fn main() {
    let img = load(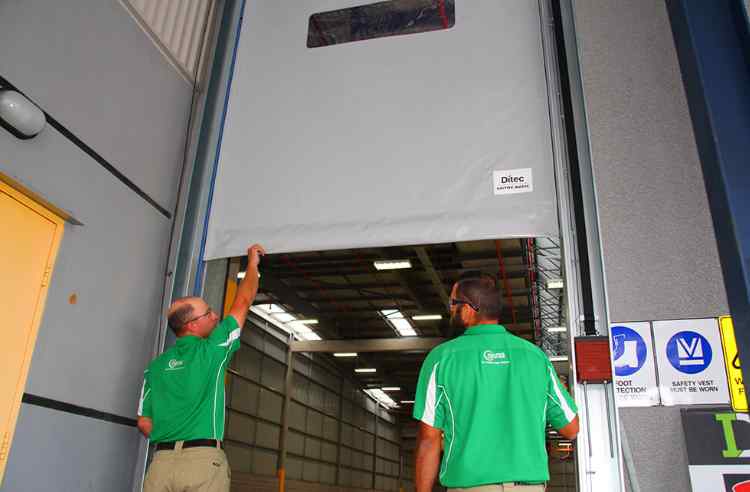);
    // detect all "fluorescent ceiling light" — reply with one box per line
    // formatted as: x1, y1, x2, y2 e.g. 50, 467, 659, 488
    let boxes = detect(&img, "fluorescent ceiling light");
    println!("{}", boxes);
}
400, 400, 414, 404
381, 387, 400, 391
294, 319, 319, 325
334, 353, 358, 357
355, 368, 377, 373
364, 388, 398, 408
412, 314, 442, 321
373, 259, 412, 271
546, 279, 564, 290
549, 355, 569, 362
546, 326, 567, 333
